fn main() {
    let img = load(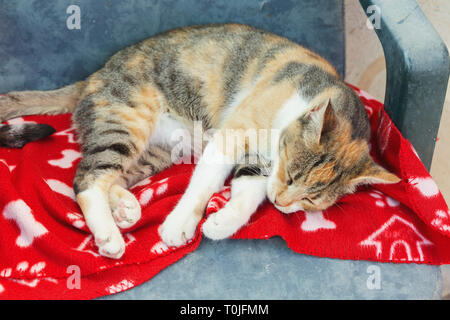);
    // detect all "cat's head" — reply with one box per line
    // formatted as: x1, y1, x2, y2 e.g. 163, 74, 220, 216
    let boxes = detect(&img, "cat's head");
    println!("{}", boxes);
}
267, 99, 400, 213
